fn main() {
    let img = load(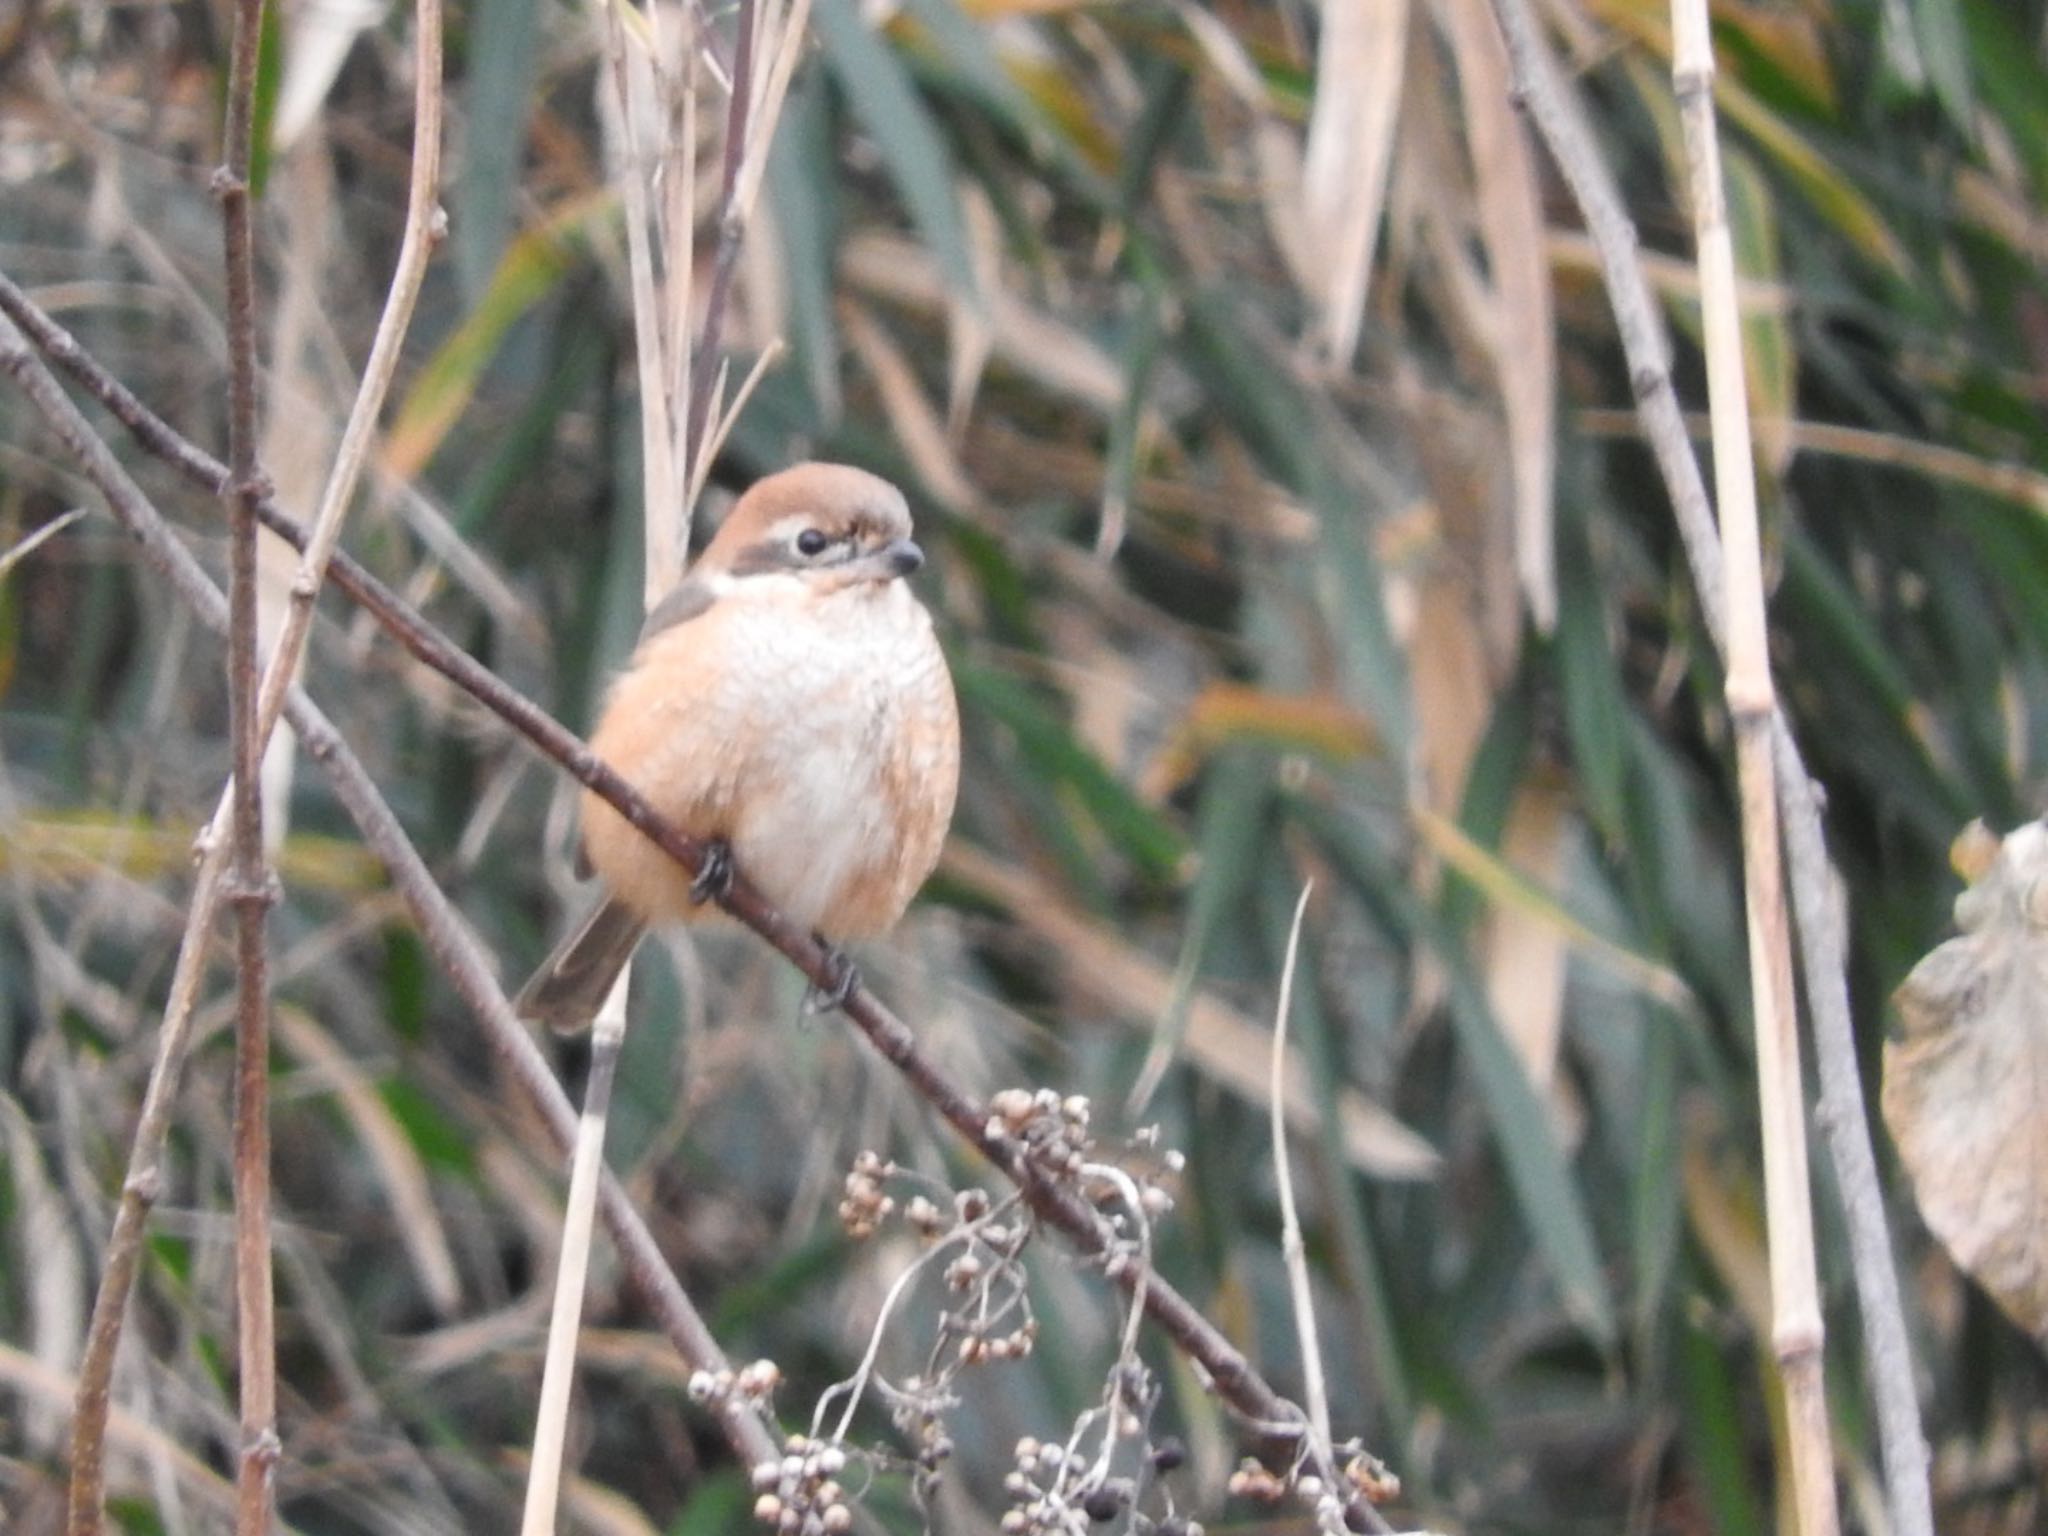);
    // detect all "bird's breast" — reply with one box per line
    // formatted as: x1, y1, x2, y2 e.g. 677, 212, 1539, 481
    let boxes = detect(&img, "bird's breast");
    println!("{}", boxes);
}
587, 580, 958, 937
